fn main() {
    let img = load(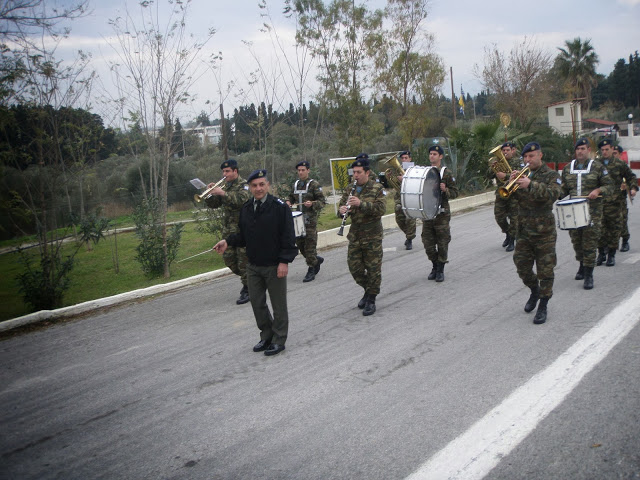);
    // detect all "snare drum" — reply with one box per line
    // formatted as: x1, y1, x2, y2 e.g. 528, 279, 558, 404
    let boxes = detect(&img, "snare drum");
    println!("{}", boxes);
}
400, 166, 441, 220
292, 211, 306, 237
556, 198, 591, 230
